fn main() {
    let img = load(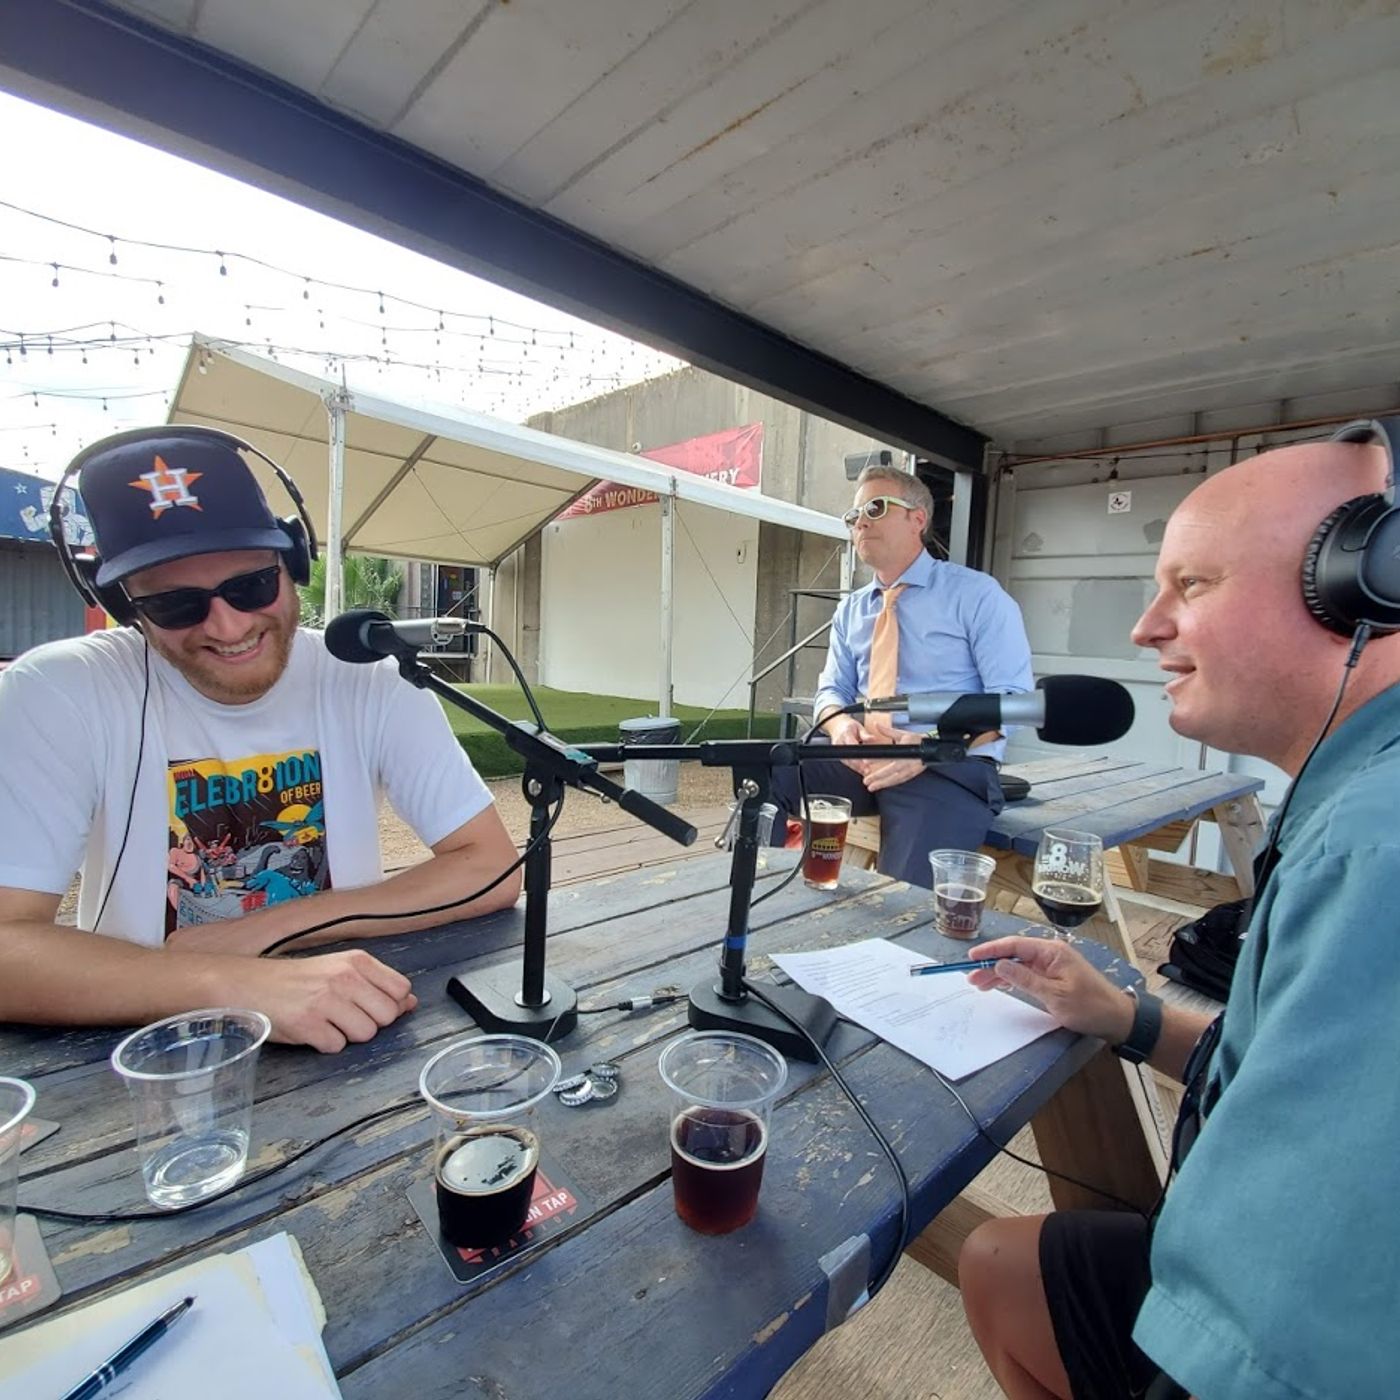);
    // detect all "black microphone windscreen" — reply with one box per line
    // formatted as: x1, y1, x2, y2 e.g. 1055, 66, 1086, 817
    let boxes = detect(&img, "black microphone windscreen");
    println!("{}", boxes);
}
324, 608, 388, 665
1035, 675, 1135, 745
